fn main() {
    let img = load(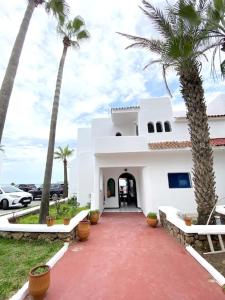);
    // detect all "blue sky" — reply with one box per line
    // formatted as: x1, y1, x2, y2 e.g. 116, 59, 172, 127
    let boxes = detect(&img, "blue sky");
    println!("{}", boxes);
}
0, 0, 224, 184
